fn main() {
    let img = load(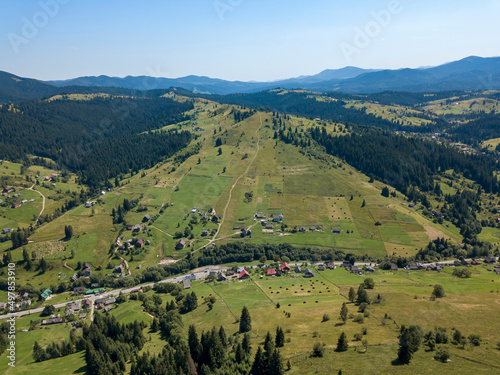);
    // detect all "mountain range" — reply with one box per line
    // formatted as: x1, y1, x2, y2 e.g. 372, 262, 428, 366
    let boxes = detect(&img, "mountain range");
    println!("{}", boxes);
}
1, 56, 499, 102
